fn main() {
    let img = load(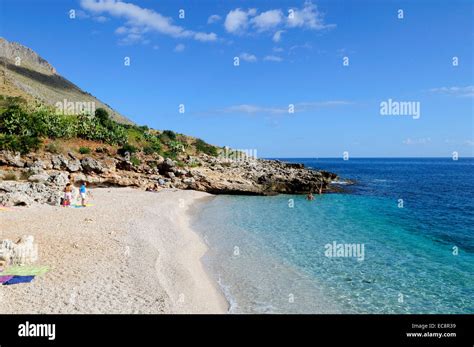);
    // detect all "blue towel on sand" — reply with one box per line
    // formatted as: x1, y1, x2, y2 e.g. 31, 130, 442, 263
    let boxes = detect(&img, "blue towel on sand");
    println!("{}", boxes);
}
3, 275, 35, 285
